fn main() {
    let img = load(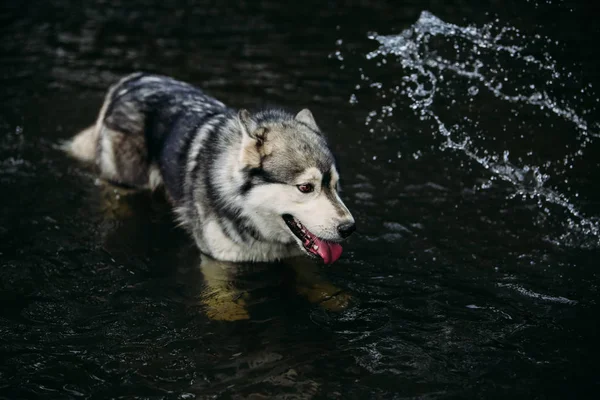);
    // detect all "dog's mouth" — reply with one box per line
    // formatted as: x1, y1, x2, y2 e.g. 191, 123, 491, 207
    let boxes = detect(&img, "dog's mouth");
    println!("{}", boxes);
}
282, 214, 343, 264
